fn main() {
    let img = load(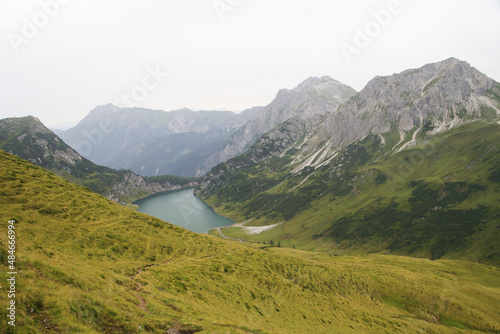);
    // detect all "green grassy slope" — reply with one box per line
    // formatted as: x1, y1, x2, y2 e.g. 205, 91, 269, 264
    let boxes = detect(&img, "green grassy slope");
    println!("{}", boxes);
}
199, 122, 500, 265
1, 150, 500, 333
